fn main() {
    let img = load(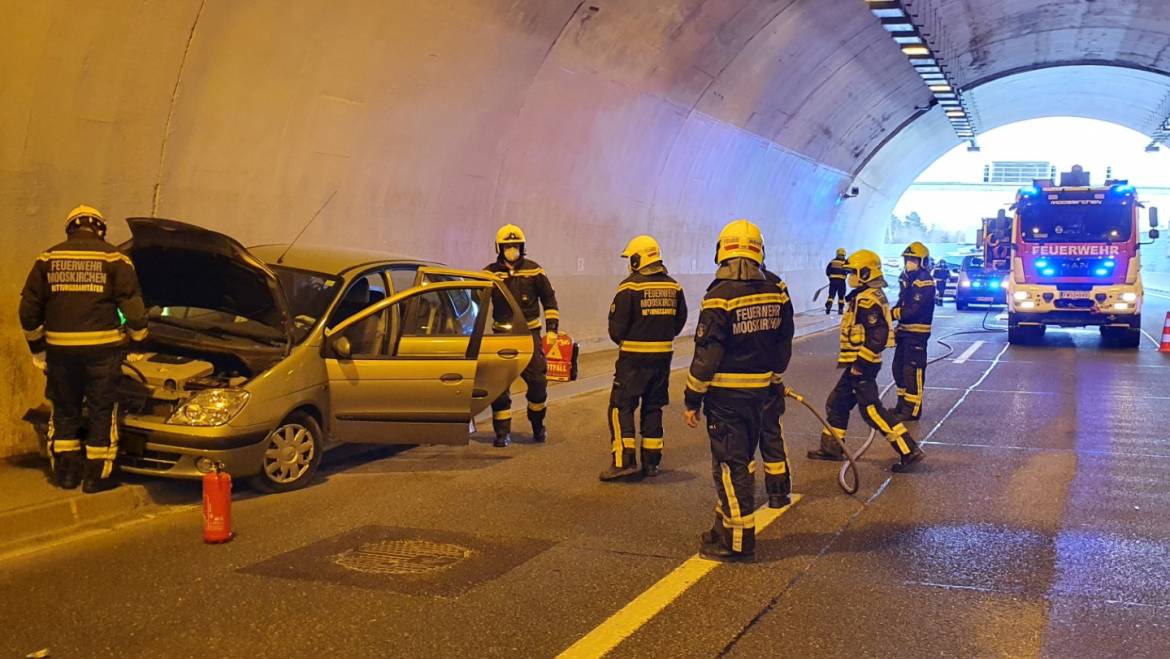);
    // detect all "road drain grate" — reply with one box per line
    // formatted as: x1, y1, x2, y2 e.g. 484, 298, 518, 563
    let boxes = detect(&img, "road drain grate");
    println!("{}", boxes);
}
333, 540, 472, 575
240, 525, 553, 596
